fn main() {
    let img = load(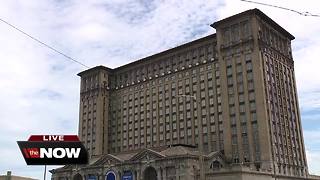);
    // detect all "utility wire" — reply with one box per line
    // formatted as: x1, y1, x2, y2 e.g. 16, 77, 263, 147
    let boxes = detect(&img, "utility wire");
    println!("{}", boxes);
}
240, 0, 320, 17
0, 17, 90, 68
